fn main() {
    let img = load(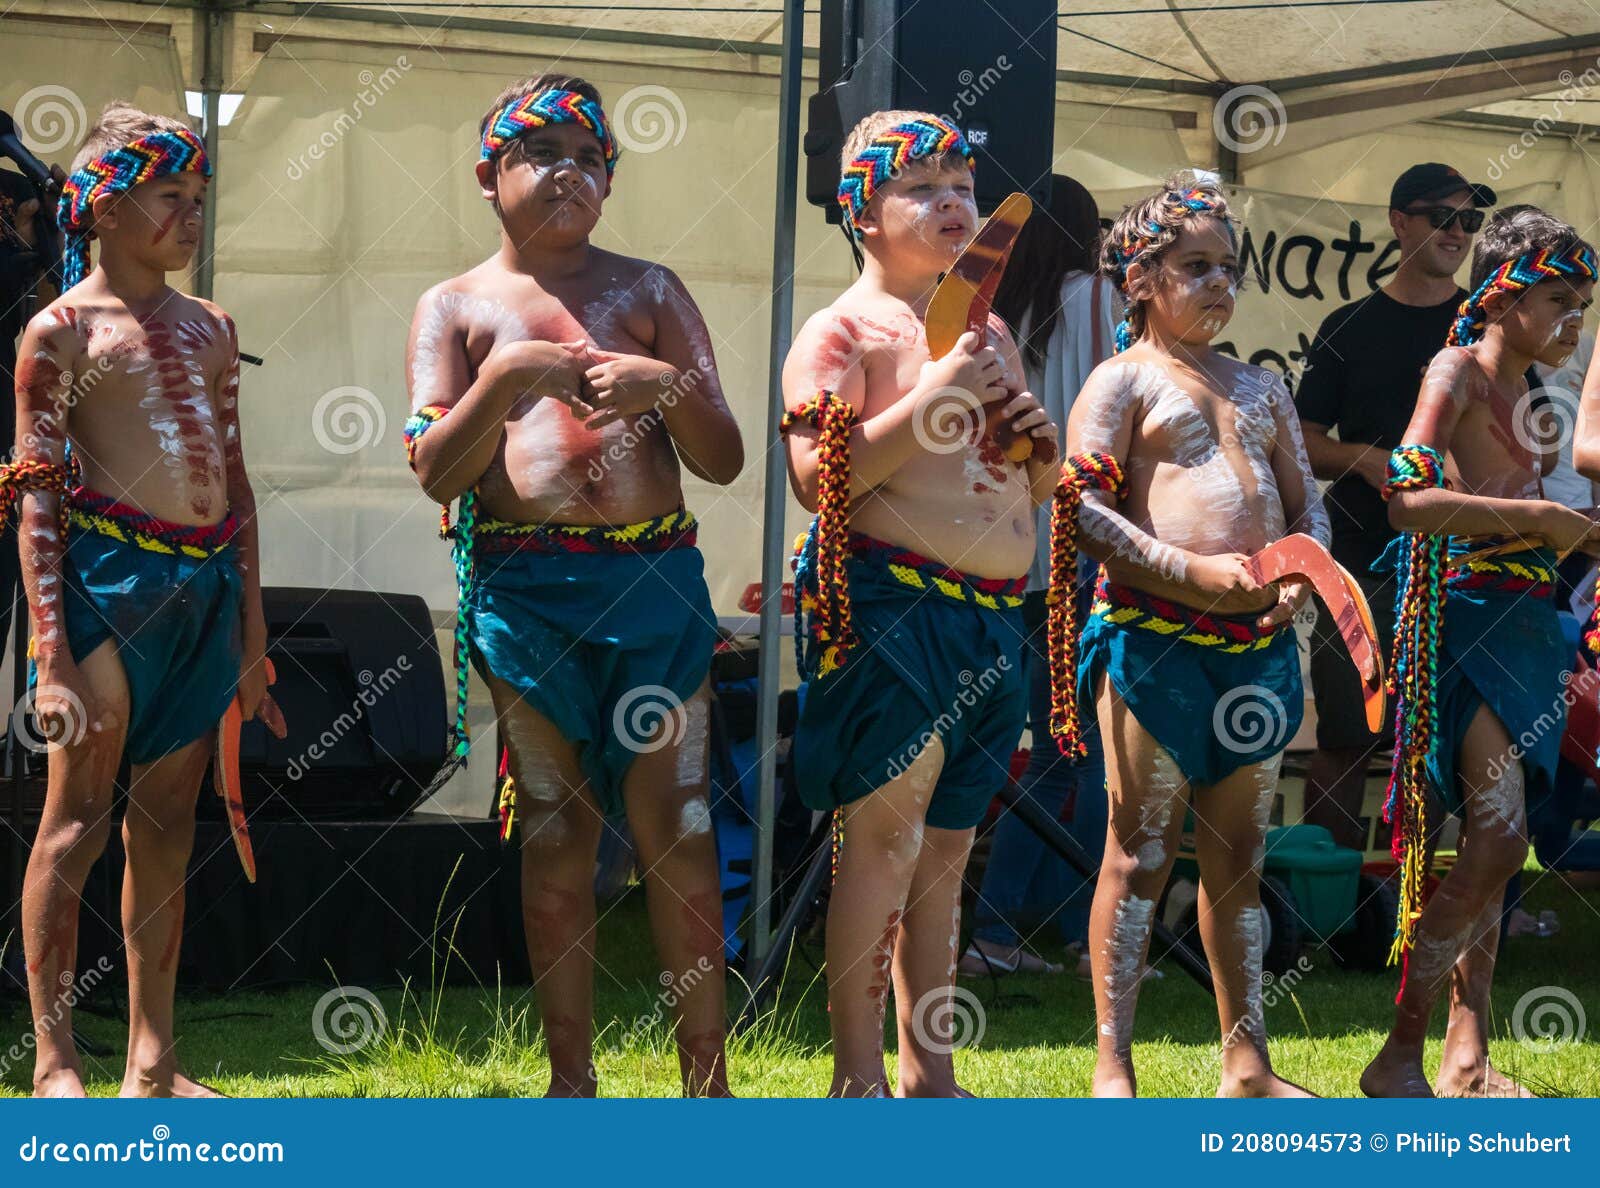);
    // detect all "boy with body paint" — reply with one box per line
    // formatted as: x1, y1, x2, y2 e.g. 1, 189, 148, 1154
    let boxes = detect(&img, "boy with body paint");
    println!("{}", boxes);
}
1363, 206, 1596, 1098
9, 102, 282, 1097
1057, 176, 1329, 1097
403, 75, 743, 1097
780, 112, 1061, 1096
